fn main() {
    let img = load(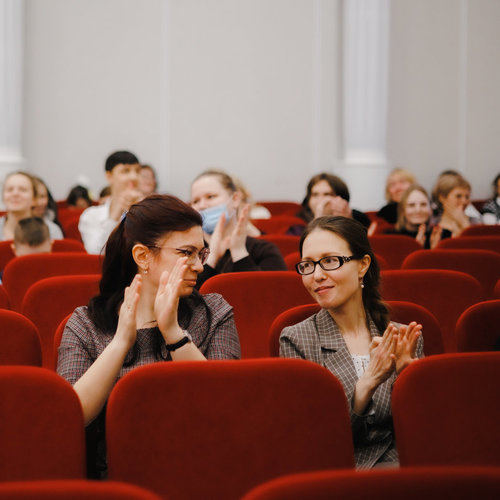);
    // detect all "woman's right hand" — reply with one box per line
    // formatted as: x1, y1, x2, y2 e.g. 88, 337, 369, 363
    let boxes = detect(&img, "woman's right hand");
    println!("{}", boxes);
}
115, 274, 142, 349
206, 212, 230, 267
